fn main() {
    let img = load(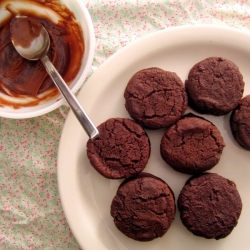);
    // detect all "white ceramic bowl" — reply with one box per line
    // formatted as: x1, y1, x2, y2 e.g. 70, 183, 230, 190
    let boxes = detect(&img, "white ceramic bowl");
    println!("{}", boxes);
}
0, 0, 95, 119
